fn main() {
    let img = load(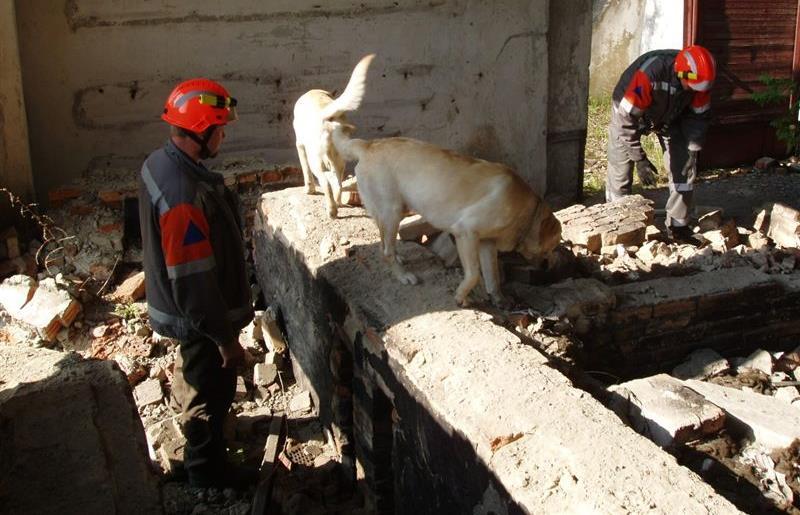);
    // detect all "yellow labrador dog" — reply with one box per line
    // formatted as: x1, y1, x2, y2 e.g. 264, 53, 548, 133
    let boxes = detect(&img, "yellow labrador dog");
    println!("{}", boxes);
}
293, 54, 375, 218
327, 121, 562, 307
